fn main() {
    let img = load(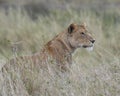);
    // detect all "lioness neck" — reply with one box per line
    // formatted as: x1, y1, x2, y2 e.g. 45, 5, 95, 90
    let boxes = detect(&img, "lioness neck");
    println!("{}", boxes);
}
56, 30, 76, 53
45, 30, 75, 60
